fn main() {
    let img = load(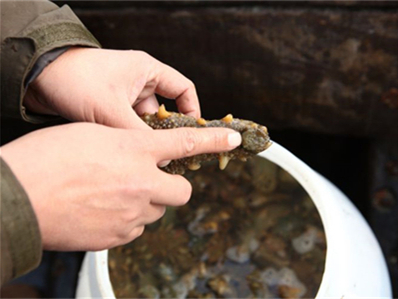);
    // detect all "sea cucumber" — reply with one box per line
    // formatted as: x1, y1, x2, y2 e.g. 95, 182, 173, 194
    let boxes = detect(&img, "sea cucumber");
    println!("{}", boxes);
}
142, 105, 272, 174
